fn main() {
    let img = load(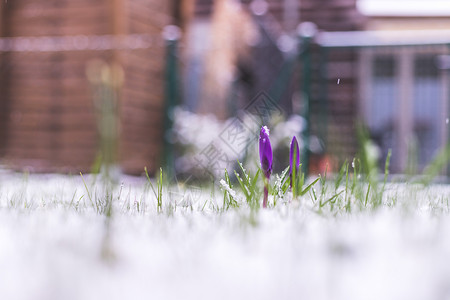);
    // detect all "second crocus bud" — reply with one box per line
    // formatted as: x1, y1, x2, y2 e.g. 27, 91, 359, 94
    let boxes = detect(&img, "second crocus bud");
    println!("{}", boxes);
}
259, 126, 273, 179
289, 136, 300, 186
